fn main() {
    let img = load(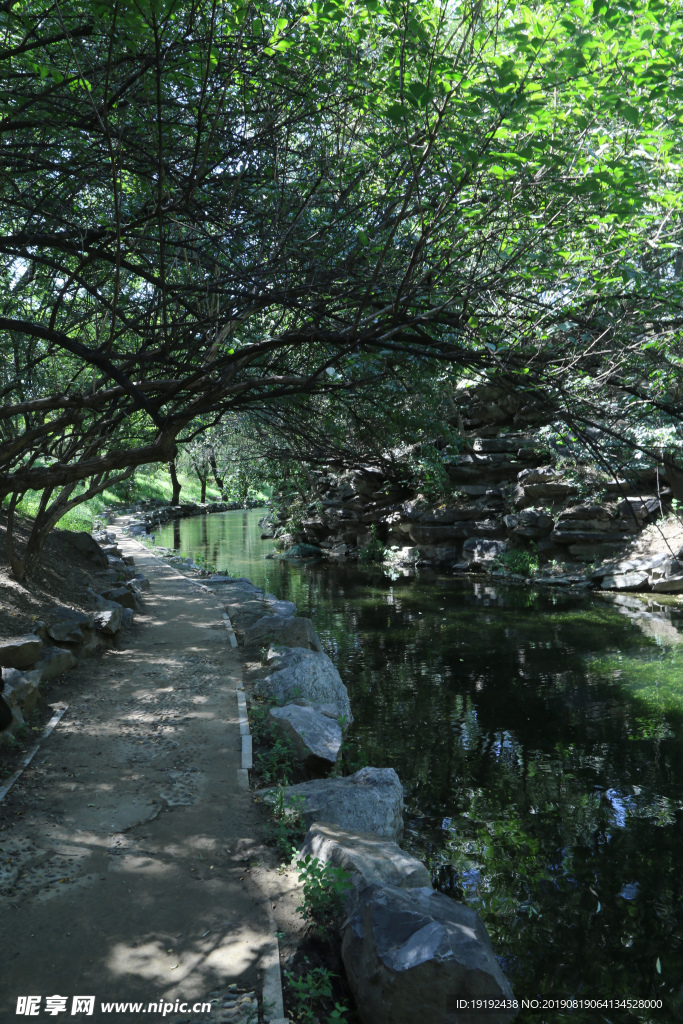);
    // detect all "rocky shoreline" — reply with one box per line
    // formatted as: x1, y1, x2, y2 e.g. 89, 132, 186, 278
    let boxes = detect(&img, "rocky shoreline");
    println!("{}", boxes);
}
187, 566, 518, 1023
263, 429, 683, 595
